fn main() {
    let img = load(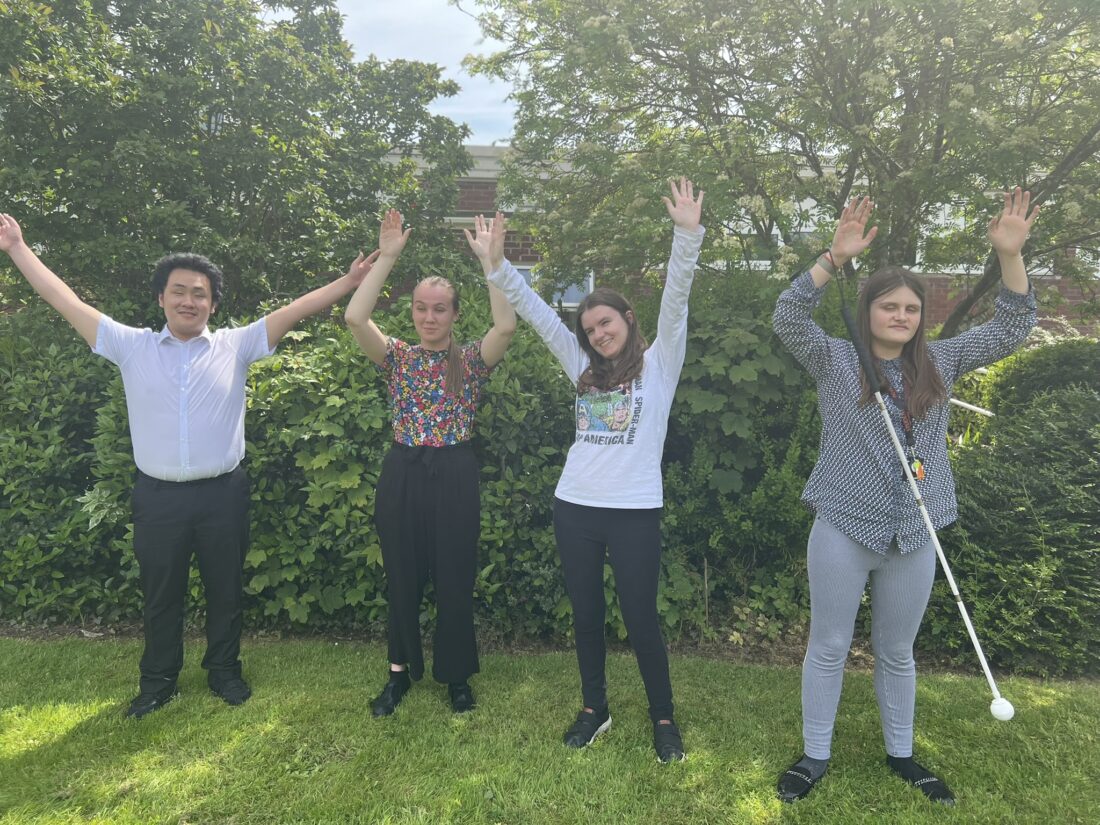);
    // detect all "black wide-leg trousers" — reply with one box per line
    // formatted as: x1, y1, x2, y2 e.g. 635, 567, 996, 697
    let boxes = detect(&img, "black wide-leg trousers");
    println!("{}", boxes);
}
374, 442, 481, 683
132, 465, 250, 696
552, 497, 674, 723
